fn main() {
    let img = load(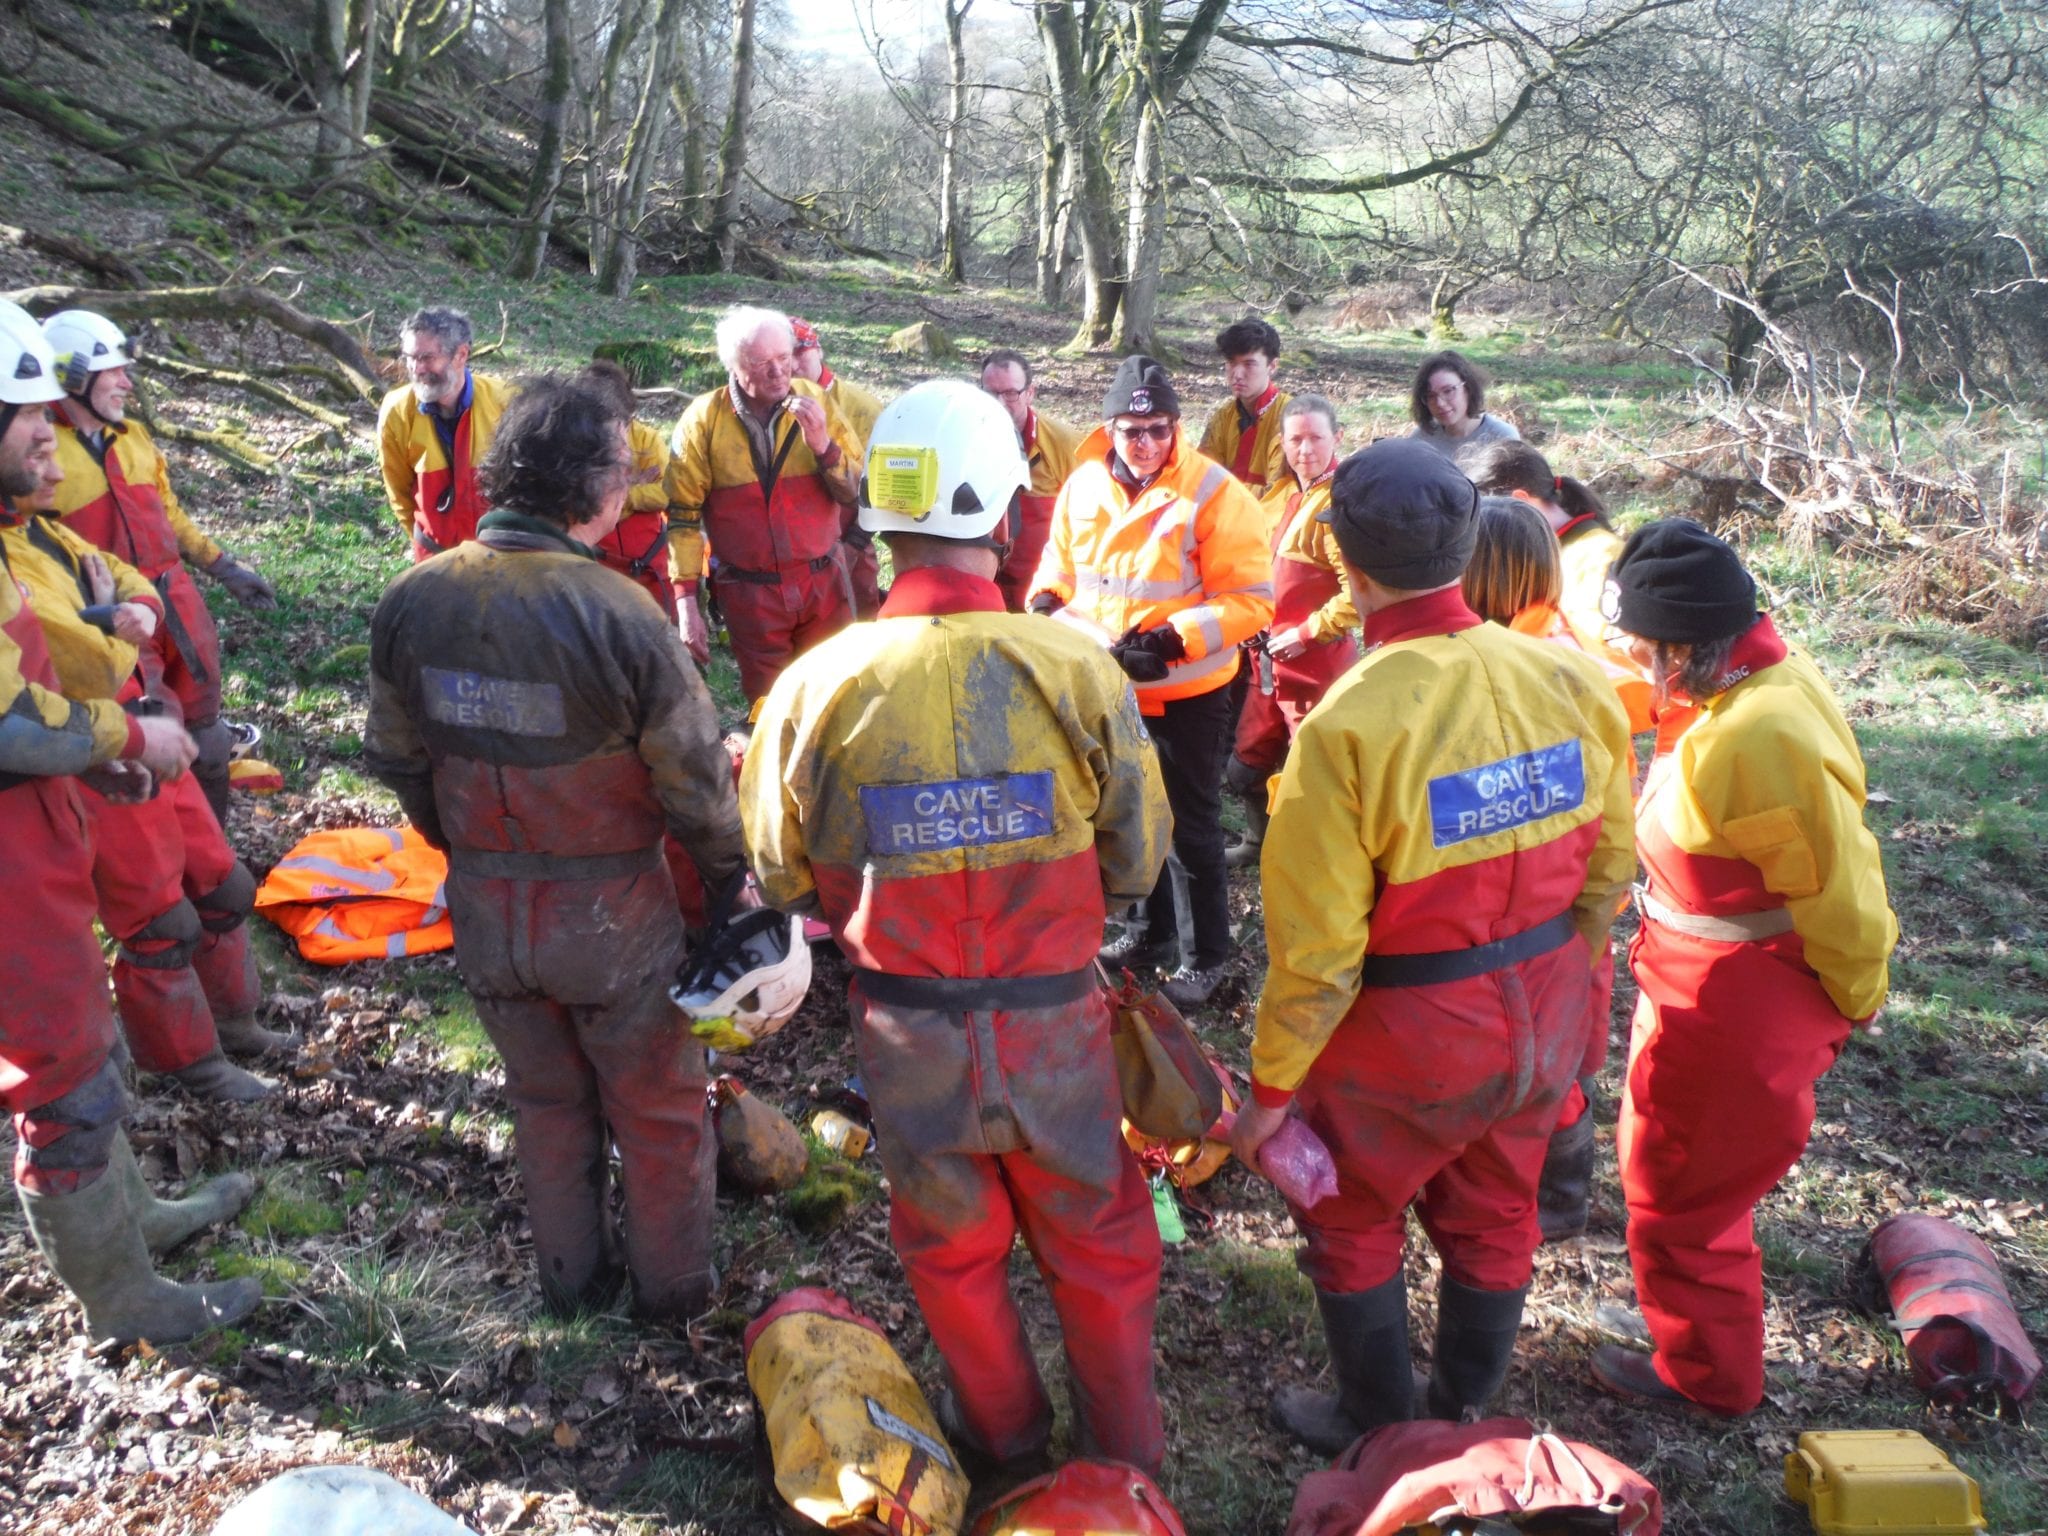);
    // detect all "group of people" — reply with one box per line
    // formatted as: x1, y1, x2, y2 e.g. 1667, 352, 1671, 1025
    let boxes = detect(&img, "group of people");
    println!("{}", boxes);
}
0, 291, 1900, 1501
